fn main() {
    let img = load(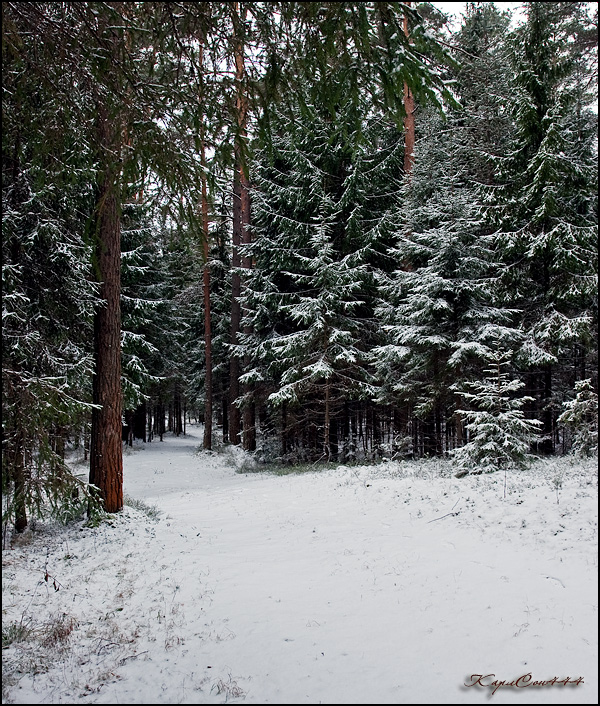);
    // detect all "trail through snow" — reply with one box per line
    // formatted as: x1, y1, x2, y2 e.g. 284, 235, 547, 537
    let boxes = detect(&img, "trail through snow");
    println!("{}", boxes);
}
2, 426, 597, 704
